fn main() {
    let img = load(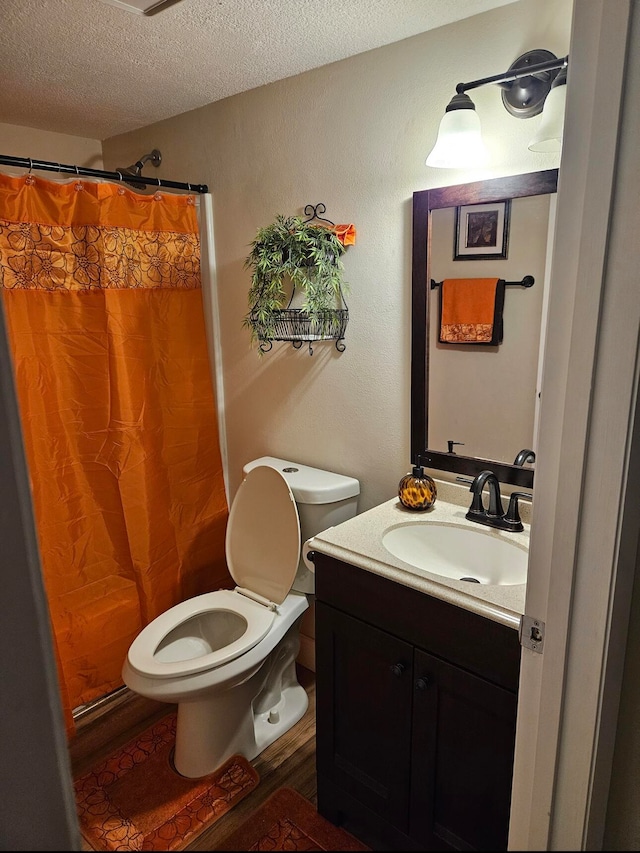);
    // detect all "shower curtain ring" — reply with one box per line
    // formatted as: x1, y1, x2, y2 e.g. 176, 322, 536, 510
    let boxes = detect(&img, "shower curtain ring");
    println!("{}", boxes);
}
75, 165, 79, 175
25, 157, 36, 184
